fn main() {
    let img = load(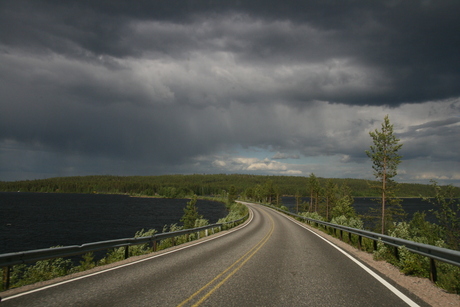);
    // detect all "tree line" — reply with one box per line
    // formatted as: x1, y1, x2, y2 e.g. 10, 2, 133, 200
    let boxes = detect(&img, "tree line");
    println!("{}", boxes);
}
1, 174, 457, 198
